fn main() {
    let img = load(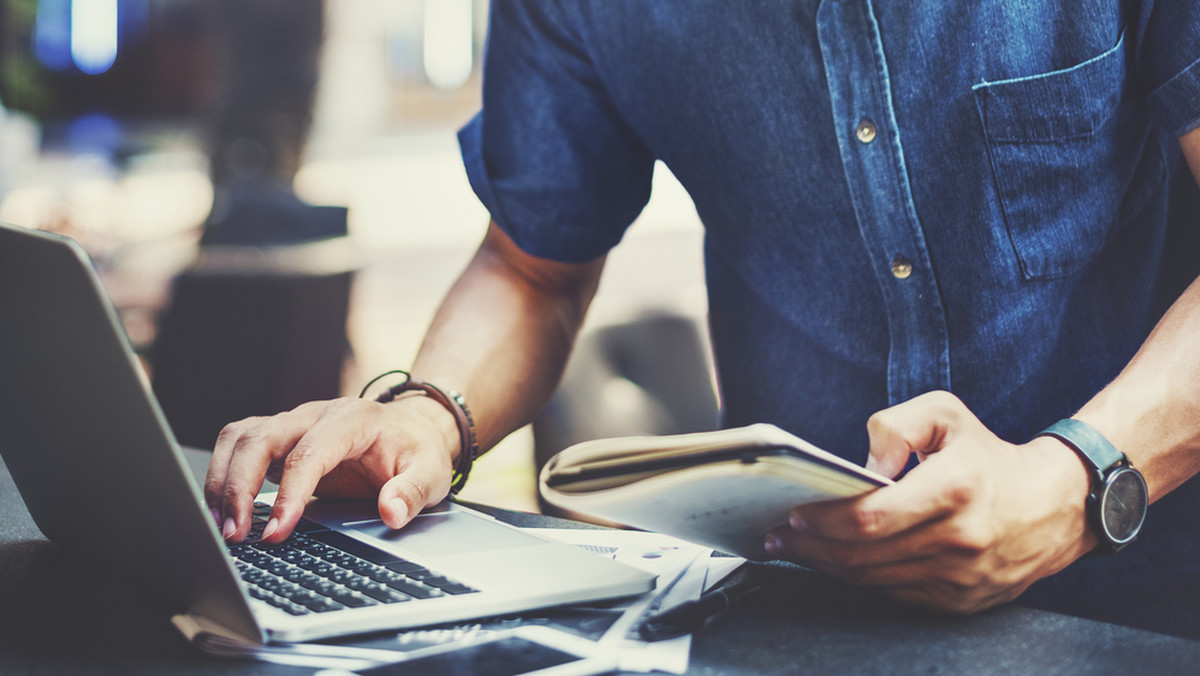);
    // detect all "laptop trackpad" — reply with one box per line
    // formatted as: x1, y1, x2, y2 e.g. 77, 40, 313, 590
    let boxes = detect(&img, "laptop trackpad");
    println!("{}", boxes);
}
349, 512, 545, 557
